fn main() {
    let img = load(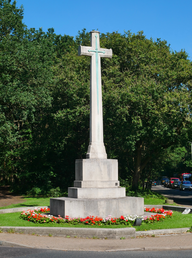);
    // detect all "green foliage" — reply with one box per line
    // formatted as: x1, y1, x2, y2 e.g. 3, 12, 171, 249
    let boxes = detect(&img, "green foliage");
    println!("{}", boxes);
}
0, 0, 25, 40
26, 187, 41, 197
101, 31, 192, 189
0, 0, 56, 192
155, 146, 189, 177
126, 188, 165, 199
25, 186, 65, 197
1, 2, 192, 193
49, 187, 61, 197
